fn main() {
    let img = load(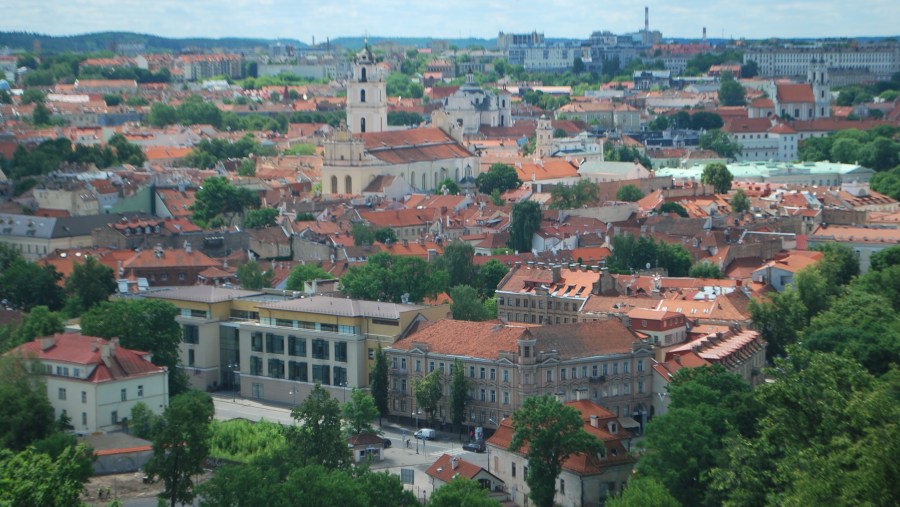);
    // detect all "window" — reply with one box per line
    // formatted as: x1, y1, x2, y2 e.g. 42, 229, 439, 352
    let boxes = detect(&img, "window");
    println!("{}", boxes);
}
312, 339, 329, 360
58, 388, 66, 400
138, 385, 144, 397
81, 391, 87, 403
335, 342, 348, 363
572, 367, 577, 379
368, 348, 374, 360
430, 361, 436, 372
188, 349, 195, 366
268, 358, 285, 379
480, 367, 485, 379
439, 362, 445, 374
250, 356, 263, 375
480, 389, 486, 401
121, 388, 127, 401
503, 369, 509, 382
182, 324, 199, 344
503, 391, 510, 405
512, 462, 517, 478
312, 364, 331, 385
111, 411, 118, 425
613, 363, 619, 375
623, 382, 631, 395
623, 362, 630, 374
251, 332, 263, 352
415, 360, 422, 372
546, 370, 553, 383
266, 333, 284, 354
289, 361, 308, 382
360, 89, 366, 103
333, 367, 347, 386
490, 390, 496, 403
638, 380, 644, 394
560, 369, 567, 381
582, 366, 587, 378
82, 412, 87, 426
490, 368, 496, 380
469, 366, 475, 378
560, 479, 565, 494
637, 359, 644, 372
289, 336, 307, 357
